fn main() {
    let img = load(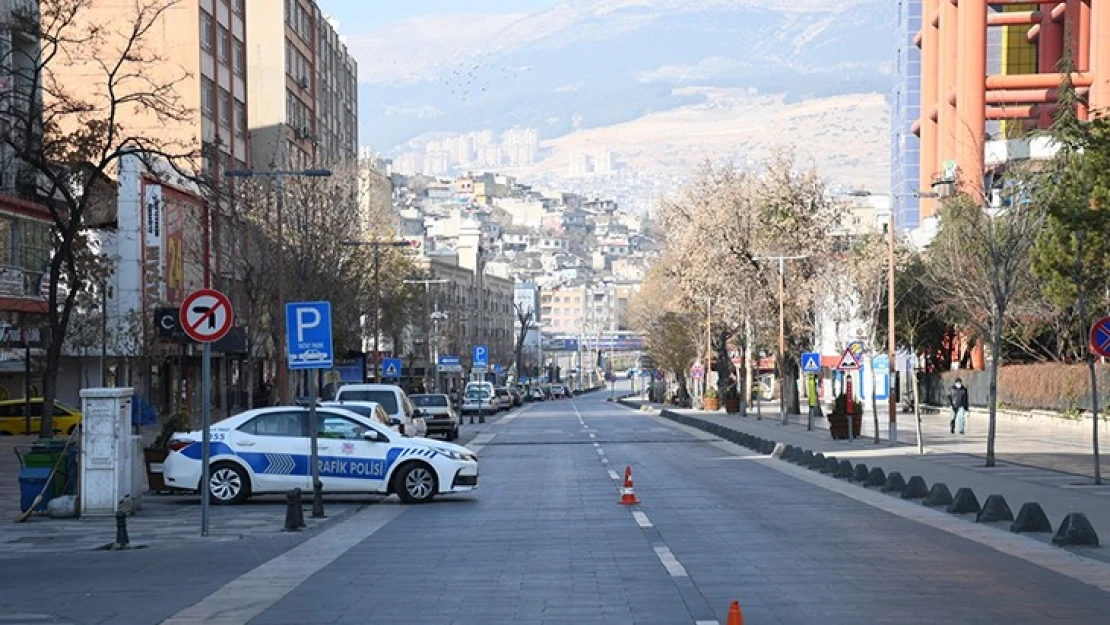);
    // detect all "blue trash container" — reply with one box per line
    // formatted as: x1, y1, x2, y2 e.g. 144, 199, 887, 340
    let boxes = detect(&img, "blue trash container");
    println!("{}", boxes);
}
19, 467, 54, 514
